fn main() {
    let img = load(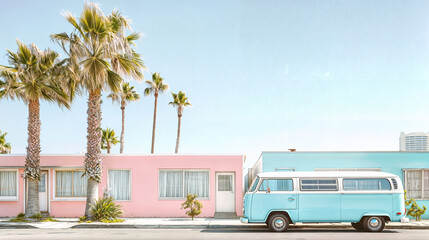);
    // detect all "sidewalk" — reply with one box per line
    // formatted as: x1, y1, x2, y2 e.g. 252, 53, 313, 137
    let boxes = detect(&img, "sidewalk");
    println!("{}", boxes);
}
1, 218, 429, 229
